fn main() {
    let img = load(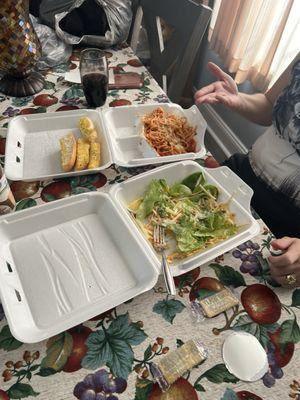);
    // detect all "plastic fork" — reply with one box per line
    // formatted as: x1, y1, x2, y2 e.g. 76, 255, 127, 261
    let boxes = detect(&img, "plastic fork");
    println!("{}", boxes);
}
153, 225, 176, 296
